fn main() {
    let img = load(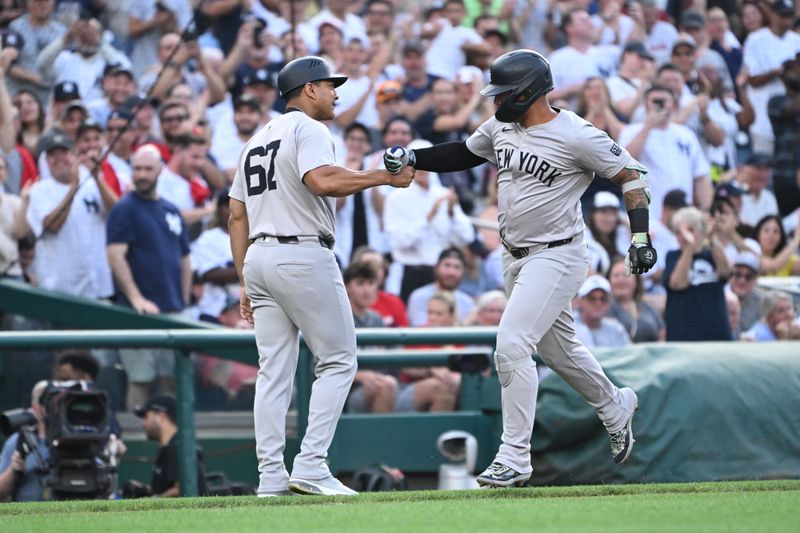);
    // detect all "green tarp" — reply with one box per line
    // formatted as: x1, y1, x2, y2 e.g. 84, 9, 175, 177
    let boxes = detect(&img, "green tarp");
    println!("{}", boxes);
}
531, 342, 800, 484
